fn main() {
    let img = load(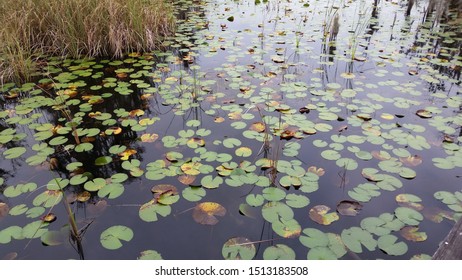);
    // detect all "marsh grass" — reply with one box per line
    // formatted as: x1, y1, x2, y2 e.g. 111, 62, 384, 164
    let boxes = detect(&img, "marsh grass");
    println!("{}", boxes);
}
0, 0, 175, 83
